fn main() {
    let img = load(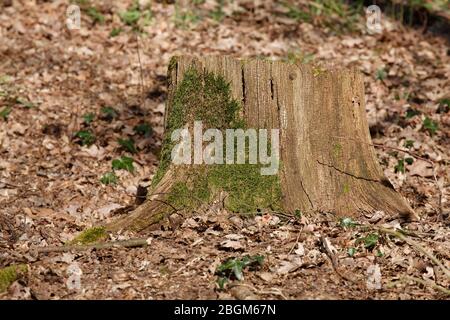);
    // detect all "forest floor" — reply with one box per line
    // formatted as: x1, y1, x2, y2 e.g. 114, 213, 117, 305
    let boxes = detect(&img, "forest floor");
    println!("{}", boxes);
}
0, 0, 449, 300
